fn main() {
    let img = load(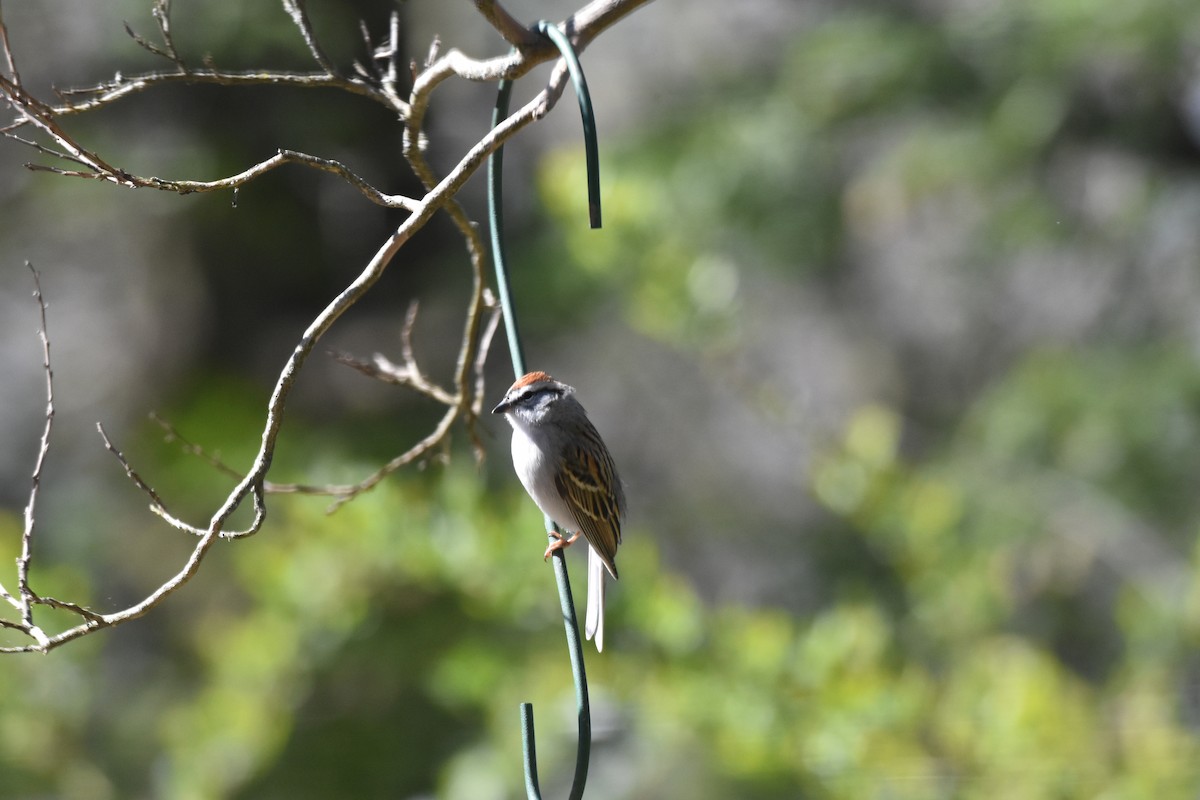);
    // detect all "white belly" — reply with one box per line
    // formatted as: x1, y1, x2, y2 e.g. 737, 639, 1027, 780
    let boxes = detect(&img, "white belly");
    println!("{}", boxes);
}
511, 428, 578, 533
